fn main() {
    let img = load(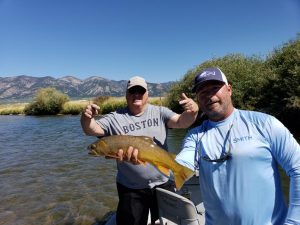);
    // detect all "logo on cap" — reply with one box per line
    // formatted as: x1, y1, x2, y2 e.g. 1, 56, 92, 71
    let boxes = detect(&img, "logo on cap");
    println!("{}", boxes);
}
199, 71, 216, 78
192, 67, 228, 92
